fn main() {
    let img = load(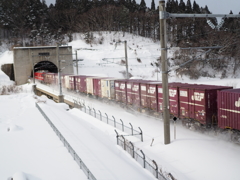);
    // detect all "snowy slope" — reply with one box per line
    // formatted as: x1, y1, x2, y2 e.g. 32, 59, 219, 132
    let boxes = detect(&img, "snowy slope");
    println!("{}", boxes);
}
1, 32, 240, 180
